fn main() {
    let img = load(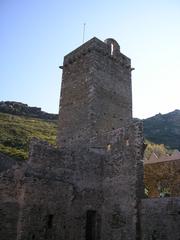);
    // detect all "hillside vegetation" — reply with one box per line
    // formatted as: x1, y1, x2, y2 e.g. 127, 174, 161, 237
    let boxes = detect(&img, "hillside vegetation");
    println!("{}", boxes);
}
0, 112, 57, 159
